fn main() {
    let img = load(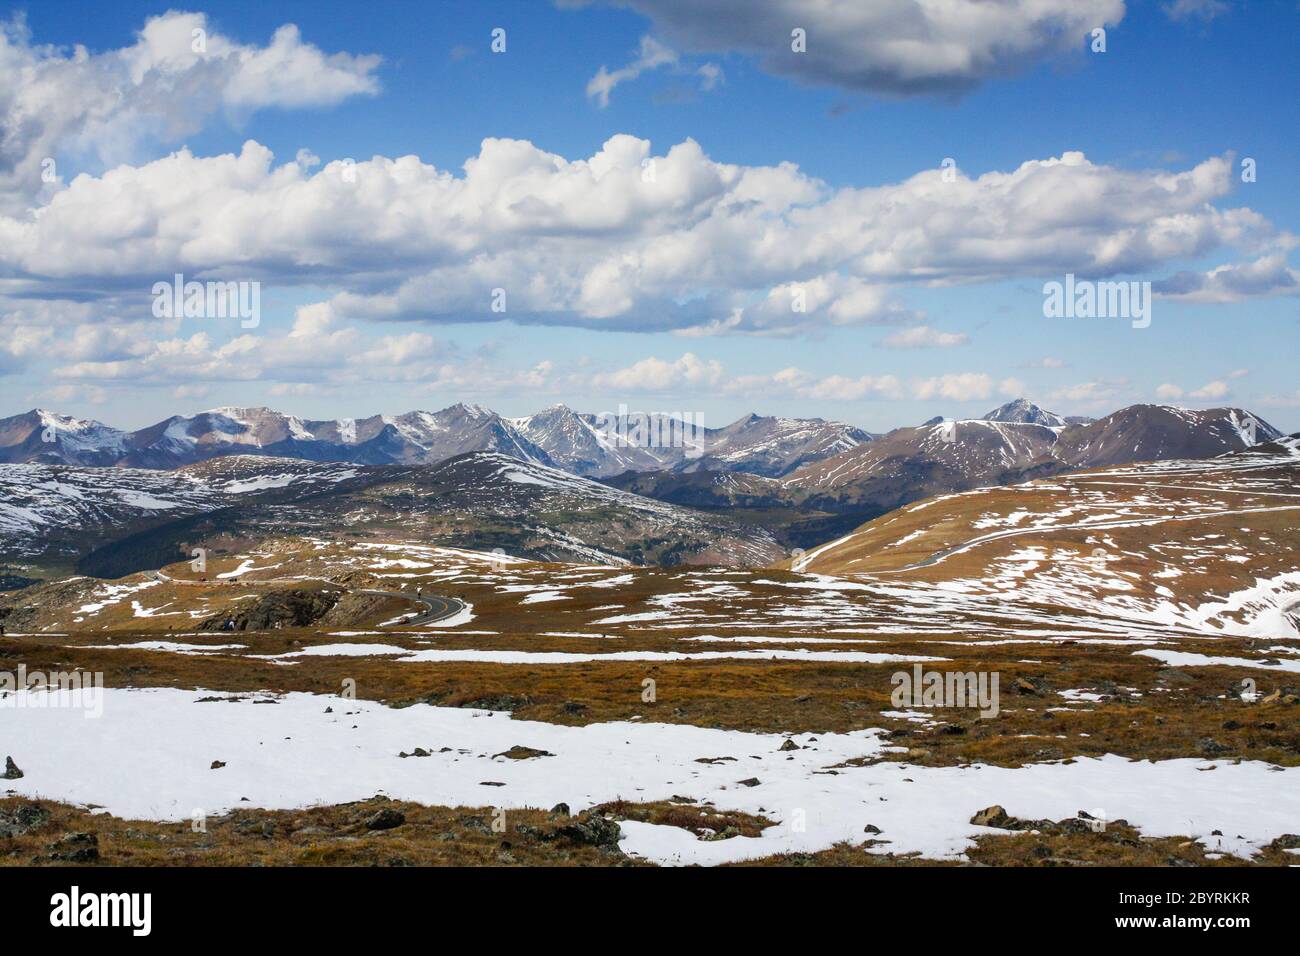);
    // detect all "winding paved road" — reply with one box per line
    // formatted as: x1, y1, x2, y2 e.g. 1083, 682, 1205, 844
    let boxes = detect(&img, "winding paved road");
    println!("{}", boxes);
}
357, 588, 465, 626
